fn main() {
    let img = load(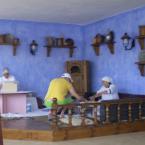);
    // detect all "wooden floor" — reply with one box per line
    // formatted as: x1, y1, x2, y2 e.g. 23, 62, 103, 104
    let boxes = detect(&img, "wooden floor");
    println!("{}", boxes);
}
2, 116, 145, 141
